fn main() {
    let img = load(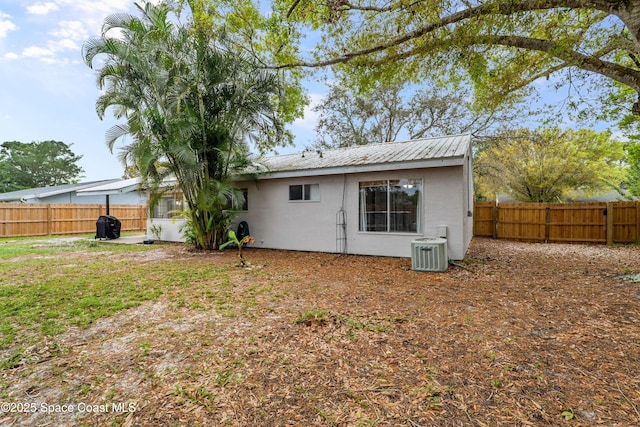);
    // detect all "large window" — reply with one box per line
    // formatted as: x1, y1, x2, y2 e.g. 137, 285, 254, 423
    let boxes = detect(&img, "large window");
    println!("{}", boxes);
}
289, 184, 320, 201
359, 179, 422, 233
